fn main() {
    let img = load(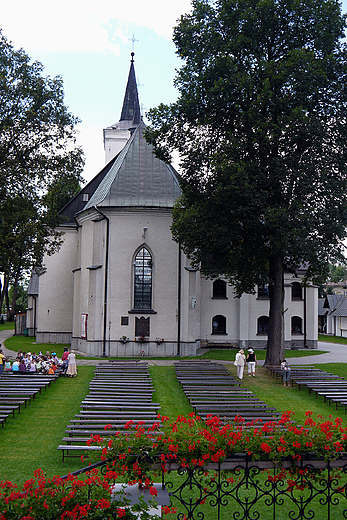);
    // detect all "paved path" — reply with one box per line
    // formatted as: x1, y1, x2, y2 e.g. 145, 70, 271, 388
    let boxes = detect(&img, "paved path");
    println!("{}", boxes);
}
1, 329, 345, 366
0, 329, 15, 357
